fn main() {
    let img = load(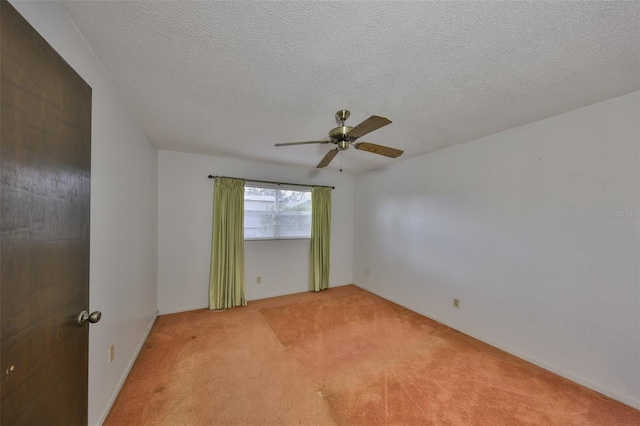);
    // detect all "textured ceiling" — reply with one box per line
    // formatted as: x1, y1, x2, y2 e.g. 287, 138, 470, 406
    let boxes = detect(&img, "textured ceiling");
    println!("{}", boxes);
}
60, 1, 640, 174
